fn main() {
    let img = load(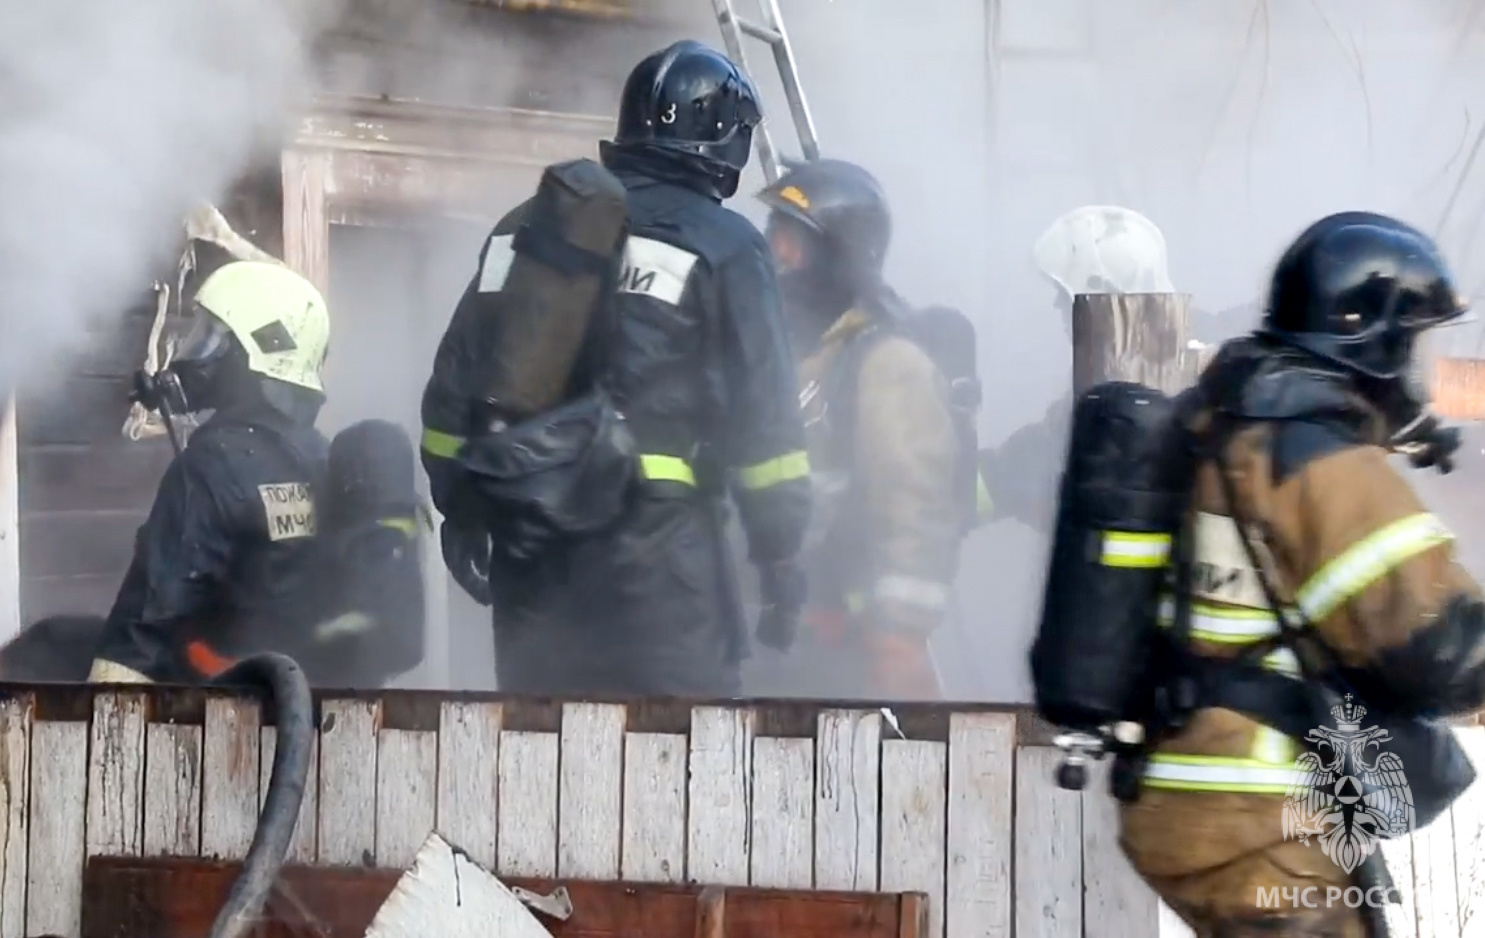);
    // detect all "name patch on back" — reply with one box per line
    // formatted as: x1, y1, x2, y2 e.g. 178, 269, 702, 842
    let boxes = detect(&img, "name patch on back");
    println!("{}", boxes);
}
259, 483, 317, 541
1190, 511, 1267, 609
617, 236, 699, 307
477, 234, 516, 293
